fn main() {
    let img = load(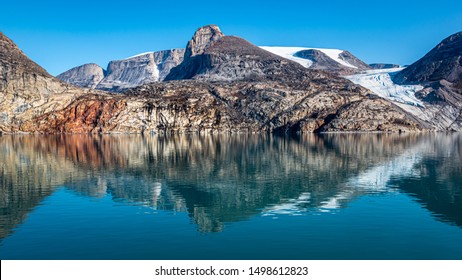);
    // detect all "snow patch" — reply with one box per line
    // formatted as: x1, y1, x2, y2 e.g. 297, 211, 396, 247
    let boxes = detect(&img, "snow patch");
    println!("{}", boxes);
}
259, 47, 313, 68
314, 48, 357, 69
259, 46, 358, 69
124, 52, 155, 60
